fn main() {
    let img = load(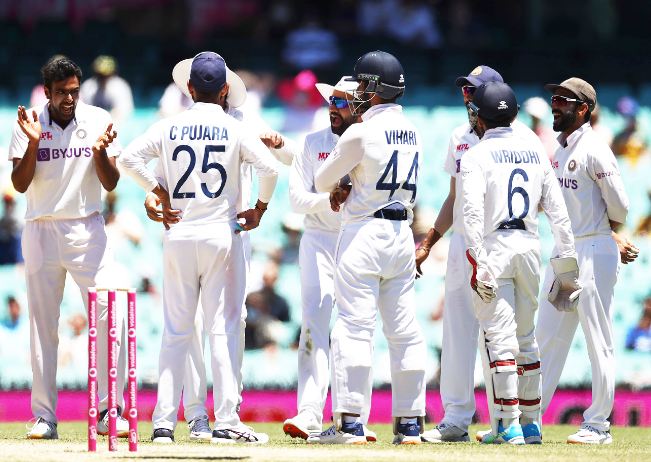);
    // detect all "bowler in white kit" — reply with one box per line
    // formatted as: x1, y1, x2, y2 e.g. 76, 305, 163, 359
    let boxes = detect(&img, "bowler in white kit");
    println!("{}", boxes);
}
8, 56, 125, 440
119, 51, 279, 444
282, 76, 377, 442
